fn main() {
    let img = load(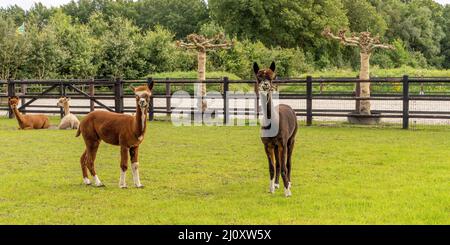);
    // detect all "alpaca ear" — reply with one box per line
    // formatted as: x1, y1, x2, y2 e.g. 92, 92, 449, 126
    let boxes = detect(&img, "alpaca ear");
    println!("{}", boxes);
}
253, 62, 260, 75
269, 61, 276, 72
147, 81, 154, 91
129, 85, 135, 92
